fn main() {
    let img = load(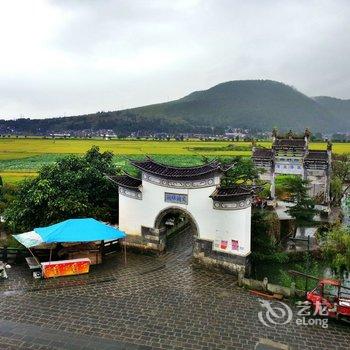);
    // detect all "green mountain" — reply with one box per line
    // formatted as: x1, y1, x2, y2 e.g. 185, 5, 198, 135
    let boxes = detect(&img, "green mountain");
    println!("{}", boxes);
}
128, 80, 343, 132
313, 96, 350, 126
1, 80, 349, 134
